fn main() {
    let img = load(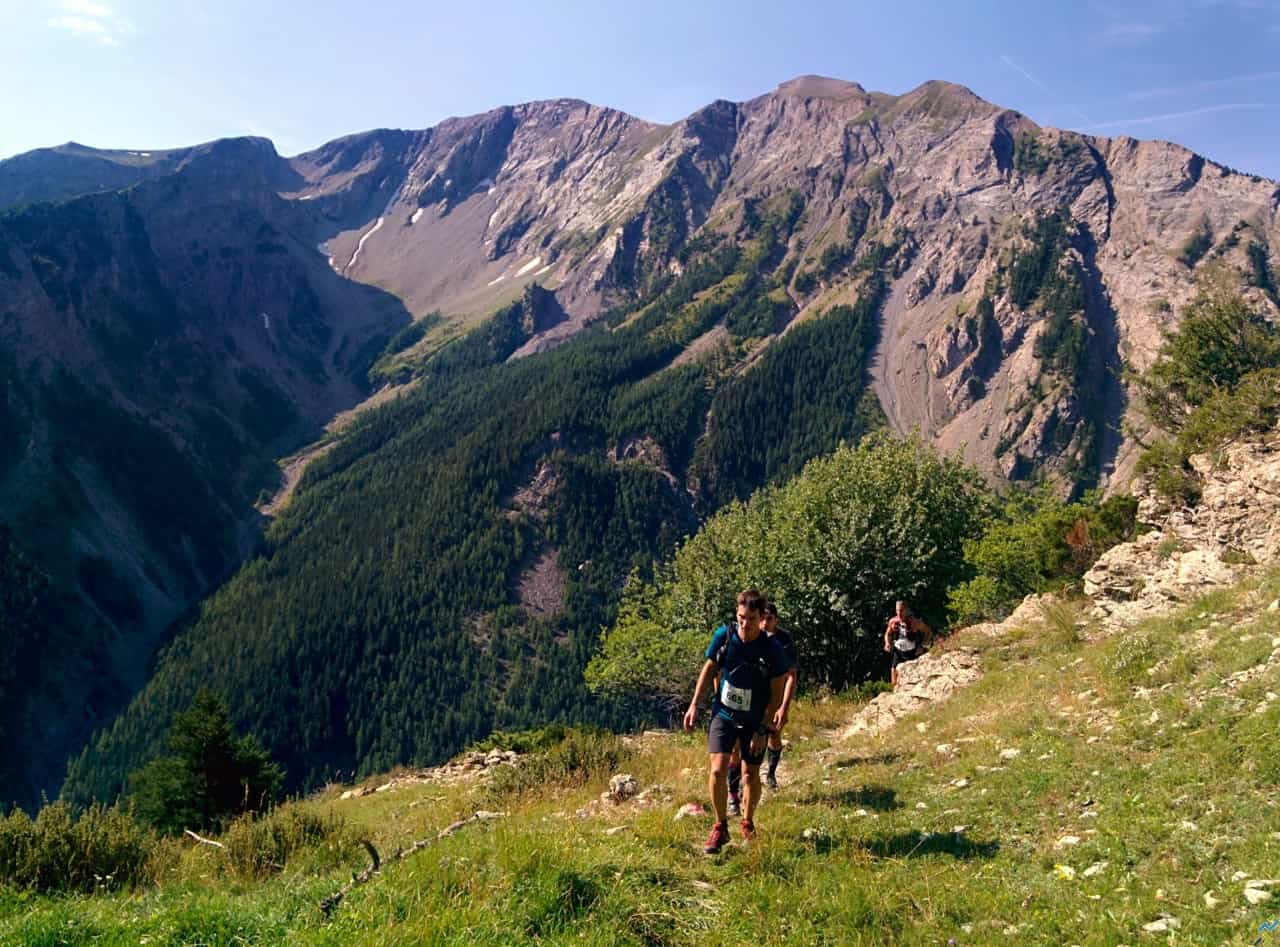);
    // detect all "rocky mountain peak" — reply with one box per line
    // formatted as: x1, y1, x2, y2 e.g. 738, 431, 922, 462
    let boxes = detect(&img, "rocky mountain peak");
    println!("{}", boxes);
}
773, 75, 869, 101
5, 74, 1277, 499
